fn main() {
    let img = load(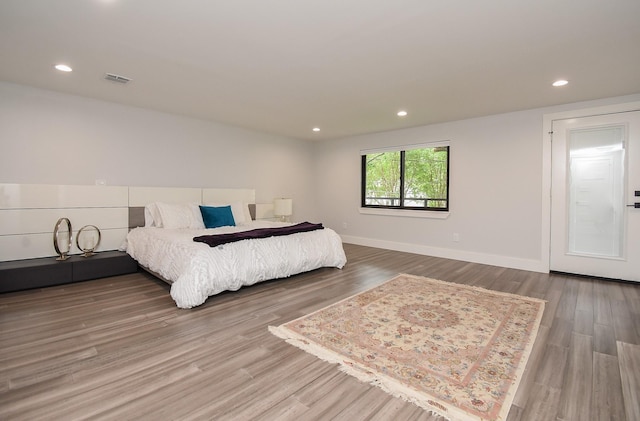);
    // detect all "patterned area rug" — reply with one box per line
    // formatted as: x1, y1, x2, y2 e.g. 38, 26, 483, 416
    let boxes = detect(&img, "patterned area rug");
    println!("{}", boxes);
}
269, 274, 545, 421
